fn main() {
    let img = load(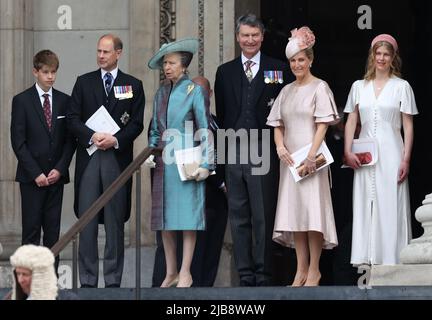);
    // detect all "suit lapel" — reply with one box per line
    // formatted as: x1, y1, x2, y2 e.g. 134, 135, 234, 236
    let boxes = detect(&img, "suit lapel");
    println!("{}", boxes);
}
30, 85, 51, 134
106, 70, 126, 113
232, 58, 243, 107
93, 70, 105, 110
50, 89, 60, 134
251, 55, 267, 107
